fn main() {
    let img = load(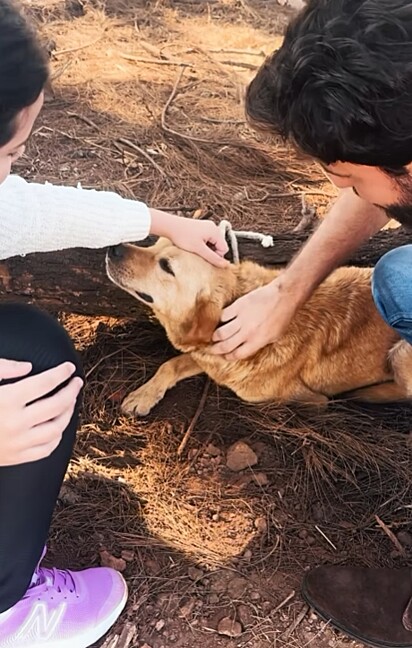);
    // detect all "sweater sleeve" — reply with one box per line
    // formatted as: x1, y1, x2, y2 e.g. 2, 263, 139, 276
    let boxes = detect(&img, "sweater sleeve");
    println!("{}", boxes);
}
0, 175, 151, 259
